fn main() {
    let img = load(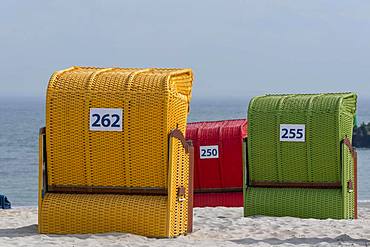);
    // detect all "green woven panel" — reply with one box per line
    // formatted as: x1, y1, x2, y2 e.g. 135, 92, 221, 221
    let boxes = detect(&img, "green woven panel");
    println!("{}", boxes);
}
244, 187, 343, 219
247, 93, 357, 184
342, 142, 355, 219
